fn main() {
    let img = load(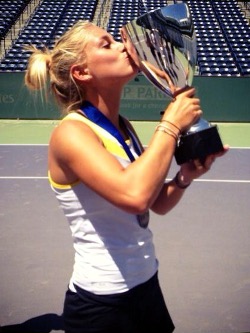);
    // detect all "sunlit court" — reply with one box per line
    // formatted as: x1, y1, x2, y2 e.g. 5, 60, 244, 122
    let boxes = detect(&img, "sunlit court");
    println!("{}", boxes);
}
0, 0, 250, 333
